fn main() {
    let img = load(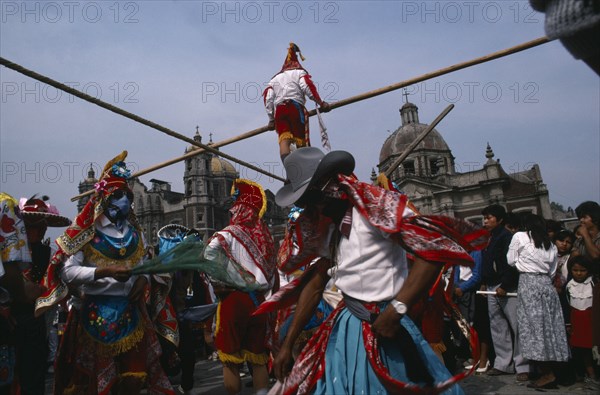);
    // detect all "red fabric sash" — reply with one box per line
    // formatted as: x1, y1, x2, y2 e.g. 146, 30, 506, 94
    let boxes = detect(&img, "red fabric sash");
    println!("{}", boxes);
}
34, 248, 69, 317
338, 174, 489, 266
253, 258, 330, 317
271, 302, 344, 395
